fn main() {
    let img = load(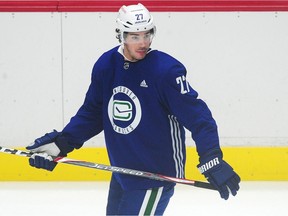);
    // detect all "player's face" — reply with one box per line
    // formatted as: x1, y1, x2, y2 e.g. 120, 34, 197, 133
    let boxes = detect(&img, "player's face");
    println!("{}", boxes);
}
123, 31, 153, 61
